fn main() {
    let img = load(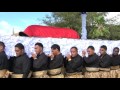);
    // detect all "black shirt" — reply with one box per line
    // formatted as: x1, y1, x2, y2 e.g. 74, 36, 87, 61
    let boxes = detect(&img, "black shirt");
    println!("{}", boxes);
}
32, 53, 48, 72
49, 53, 64, 69
99, 54, 111, 68
10, 53, 31, 78
83, 53, 99, 68
65, 54, 83, 73
0, 51, 8, 70
111, 55, 120, 66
